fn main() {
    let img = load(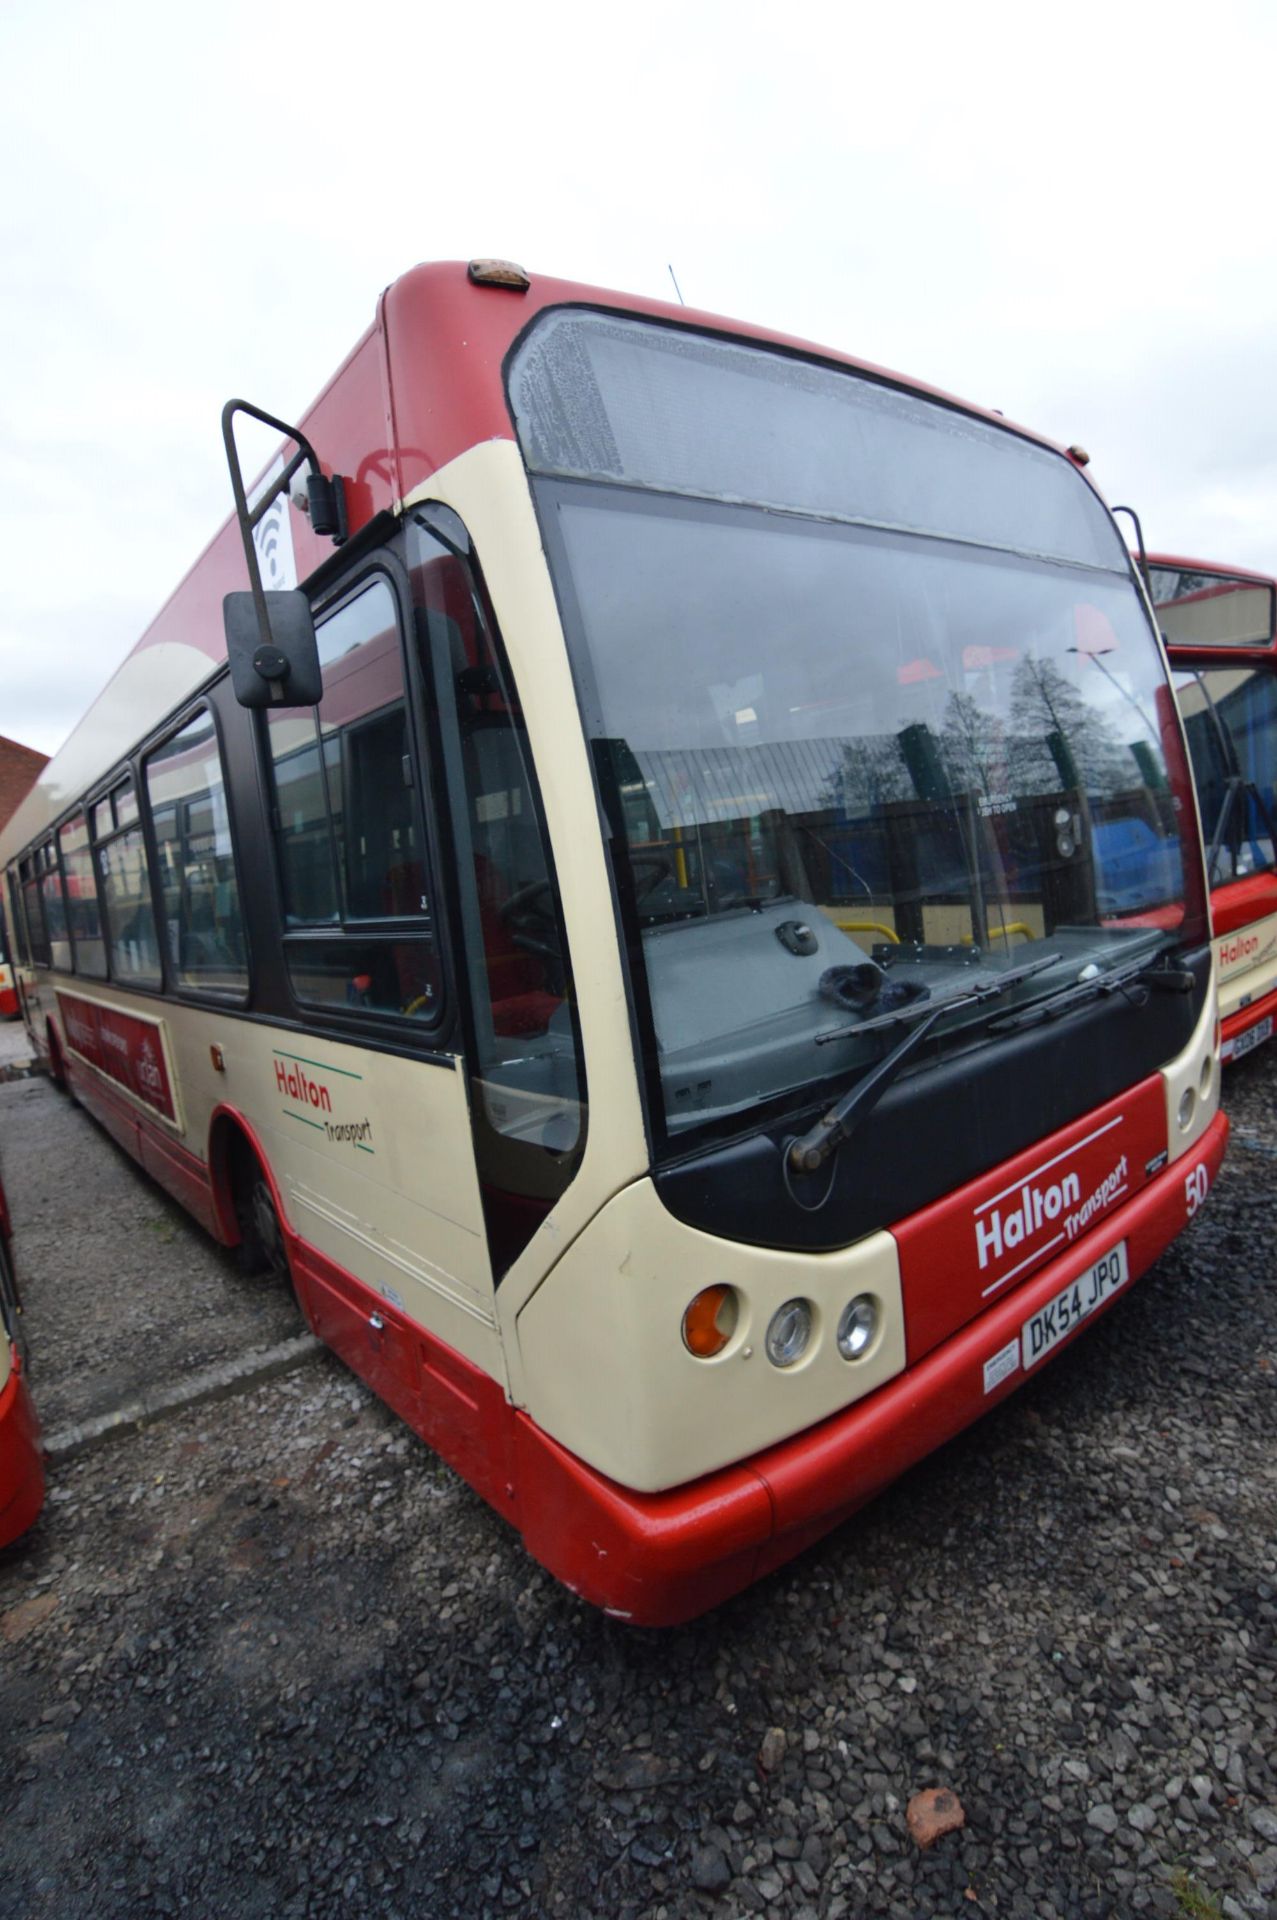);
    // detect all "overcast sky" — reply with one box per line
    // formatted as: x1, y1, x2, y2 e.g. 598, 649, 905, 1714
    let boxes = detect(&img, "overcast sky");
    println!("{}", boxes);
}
3, 0, 1277, 758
